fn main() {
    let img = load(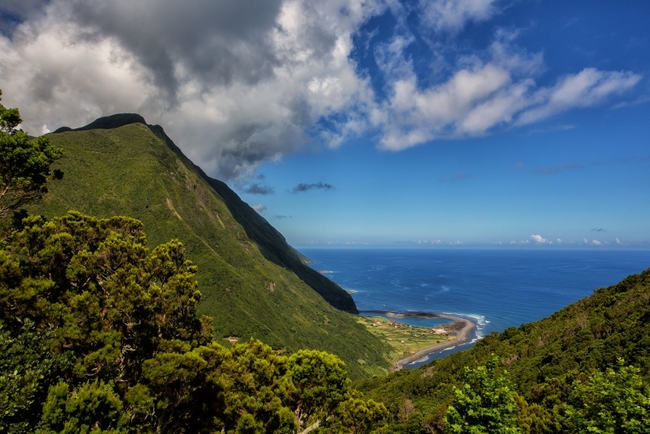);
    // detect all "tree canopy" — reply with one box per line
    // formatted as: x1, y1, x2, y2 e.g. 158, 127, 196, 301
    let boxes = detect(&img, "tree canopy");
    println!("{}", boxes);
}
444, 355, 521, 434
0, 89, 62, 219
0, 211, 387, 433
